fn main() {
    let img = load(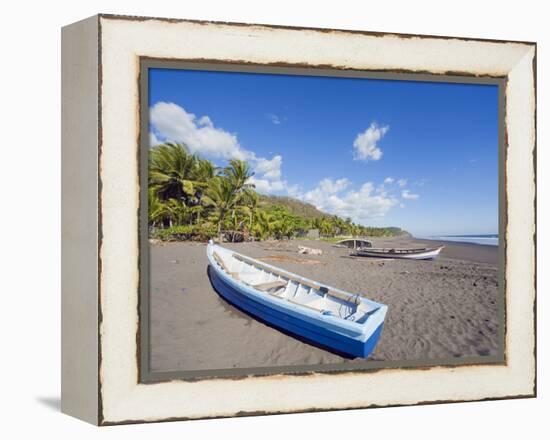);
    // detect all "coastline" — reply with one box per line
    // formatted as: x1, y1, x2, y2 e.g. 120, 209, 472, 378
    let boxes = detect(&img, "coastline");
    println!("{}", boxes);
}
413, 237, 498, 265
360, 235, 499, 265
149, 236, 500, 373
